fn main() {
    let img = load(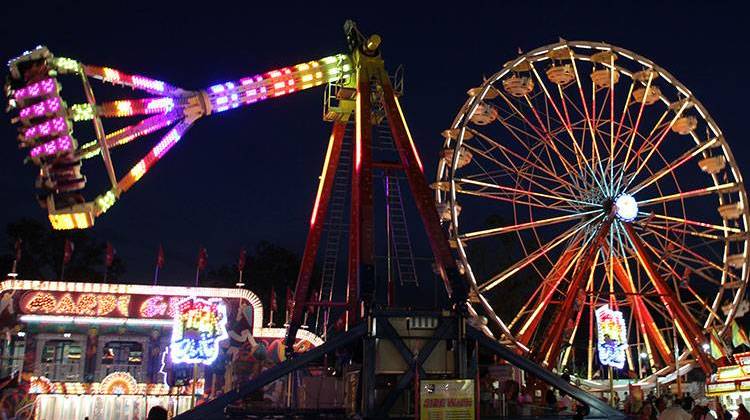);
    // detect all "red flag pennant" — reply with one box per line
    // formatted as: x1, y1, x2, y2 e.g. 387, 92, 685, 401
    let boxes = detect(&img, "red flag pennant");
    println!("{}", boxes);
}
307, 291, 318, 315
105, 242, 115, 268
334, 312, 346, 332
238, 248, 247, 272
63, 238, 74, 264
197, 247, 208, 271
286, 287, 294, 313
270, 289, 277, 312
156, 244, 165, 269
14, 238, 22, 262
